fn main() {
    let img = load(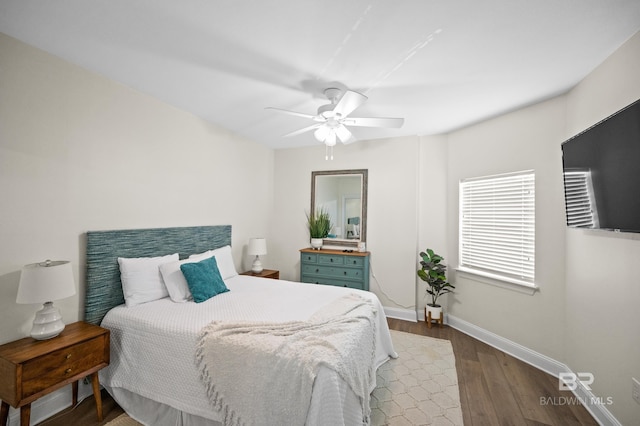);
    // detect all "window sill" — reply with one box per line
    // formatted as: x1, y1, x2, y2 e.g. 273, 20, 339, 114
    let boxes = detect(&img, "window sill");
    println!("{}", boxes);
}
455, 267, 539, 295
